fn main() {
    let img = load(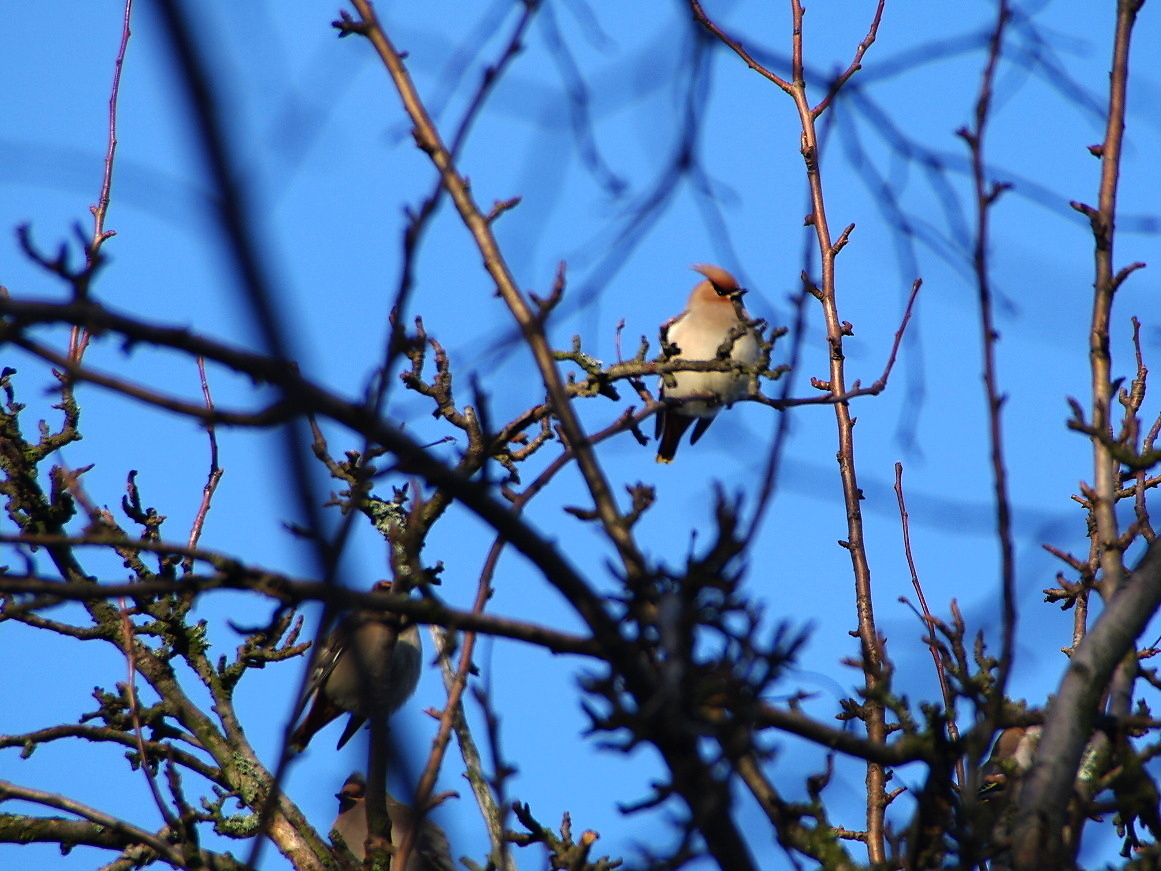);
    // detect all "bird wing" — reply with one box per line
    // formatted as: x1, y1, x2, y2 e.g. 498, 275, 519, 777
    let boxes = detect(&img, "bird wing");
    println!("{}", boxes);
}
659, 312, 686, 357
288, 621, 352, 752
303, 620, 351, 702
